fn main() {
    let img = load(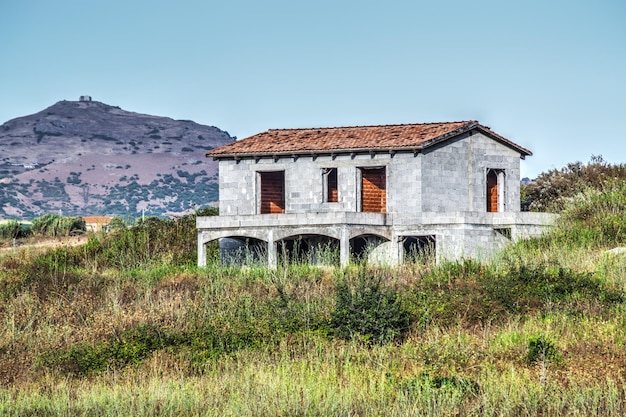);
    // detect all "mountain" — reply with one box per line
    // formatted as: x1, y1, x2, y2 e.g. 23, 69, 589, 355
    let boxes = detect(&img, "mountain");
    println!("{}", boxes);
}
0, 98, 234, 219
